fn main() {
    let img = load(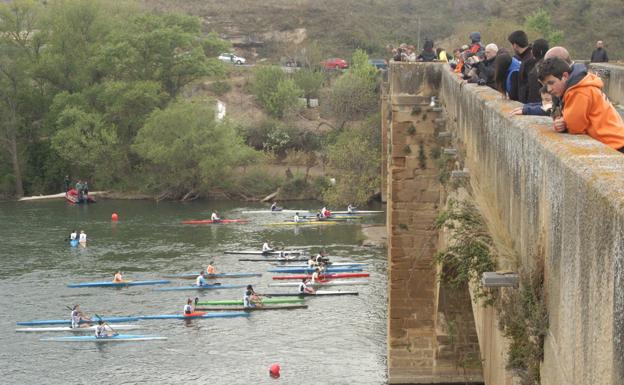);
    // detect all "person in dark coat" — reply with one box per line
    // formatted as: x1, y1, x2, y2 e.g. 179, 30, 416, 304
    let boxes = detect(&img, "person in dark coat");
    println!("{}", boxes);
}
417, 39, 437, 62
590, 40, 609, 63
526, 39, 549, 103
508, 30, 534, 103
